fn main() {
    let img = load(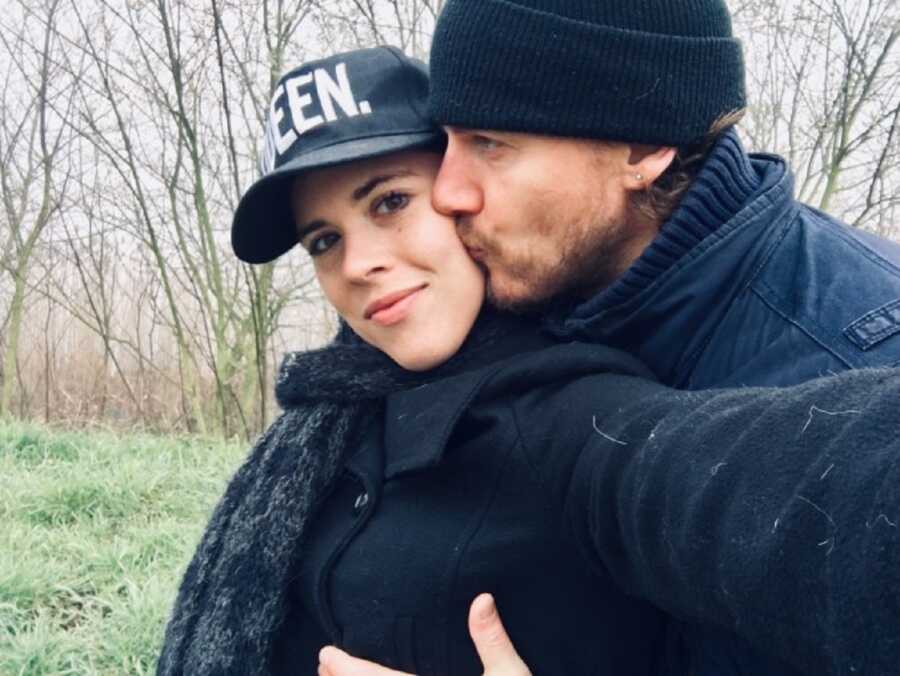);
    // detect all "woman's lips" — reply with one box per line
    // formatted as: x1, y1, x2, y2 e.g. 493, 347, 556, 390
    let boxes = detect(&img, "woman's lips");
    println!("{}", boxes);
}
366, 284, 427, 326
